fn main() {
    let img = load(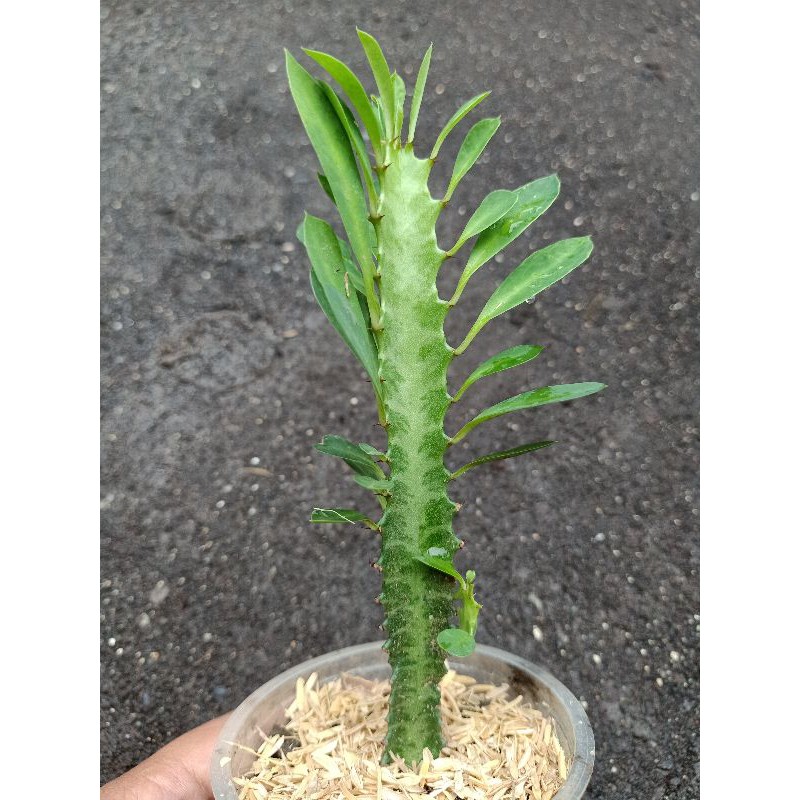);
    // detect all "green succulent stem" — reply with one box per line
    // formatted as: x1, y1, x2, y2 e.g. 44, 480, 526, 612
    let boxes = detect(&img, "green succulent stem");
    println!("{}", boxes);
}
288, 31, 604, 768
375, 145, 460, 761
